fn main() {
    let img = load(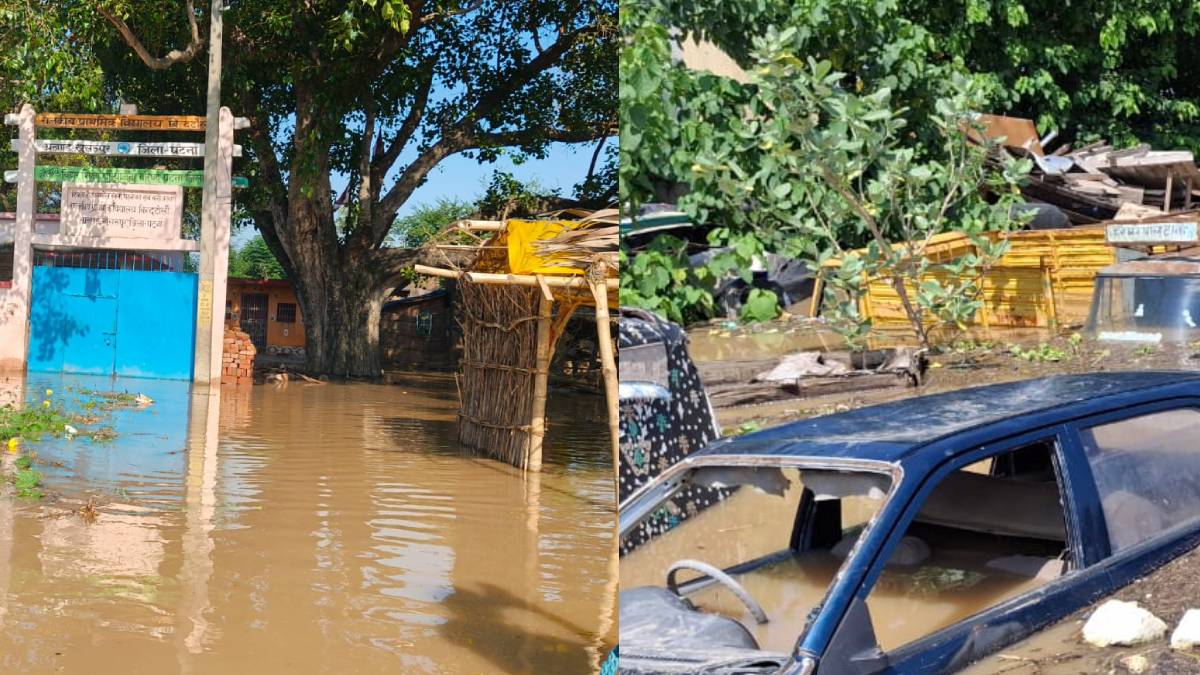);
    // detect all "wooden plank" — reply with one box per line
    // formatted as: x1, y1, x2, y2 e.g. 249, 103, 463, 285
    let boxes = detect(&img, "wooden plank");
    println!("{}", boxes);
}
1105, 144, 1151, 161
1111, 150, 1195, 166
13, 138, 241, 158
34, 113, 205, 131
706, 374, 907, 409
970, 114, 1045, 155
